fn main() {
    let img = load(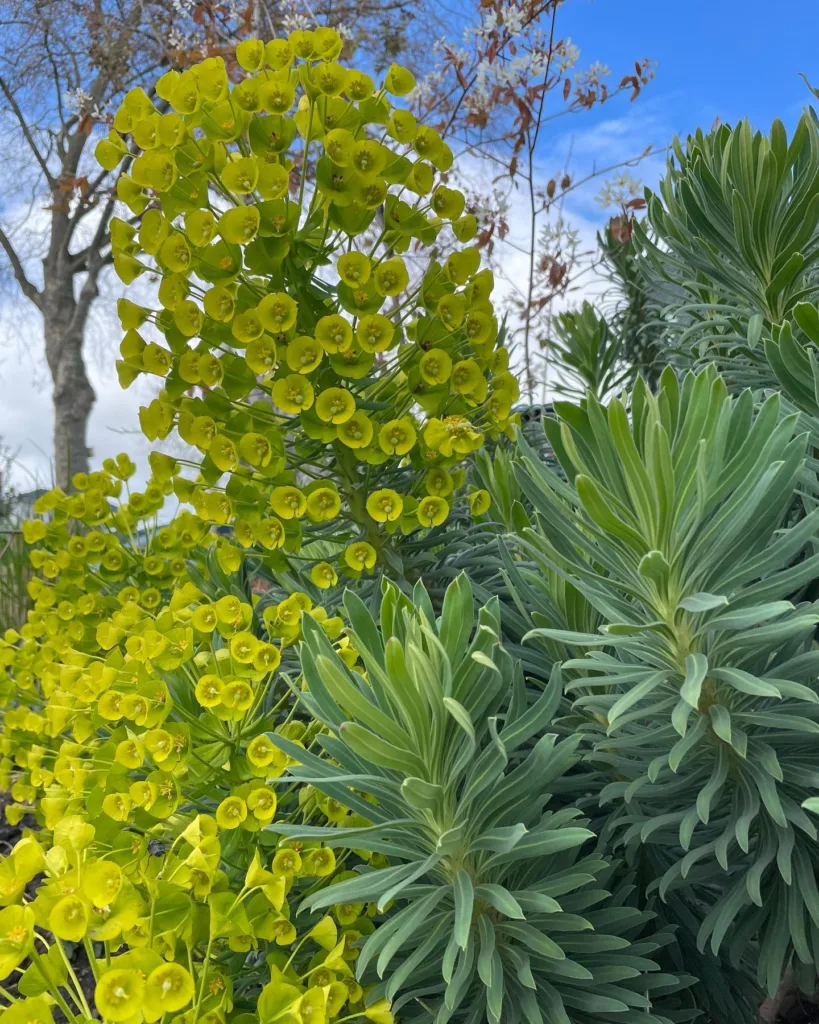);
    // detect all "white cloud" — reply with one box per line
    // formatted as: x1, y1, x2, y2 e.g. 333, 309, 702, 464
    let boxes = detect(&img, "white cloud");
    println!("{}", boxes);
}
0, 294, 156, 493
